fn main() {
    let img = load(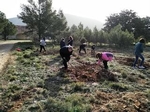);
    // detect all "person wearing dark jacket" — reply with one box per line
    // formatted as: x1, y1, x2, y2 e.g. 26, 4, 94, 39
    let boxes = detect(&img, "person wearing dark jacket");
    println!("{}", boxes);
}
60, 38, 66, 48
79, 42, 87, 54
67, 36, 73, 46
60, 45, 73, 69
133, 38, 145, 69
